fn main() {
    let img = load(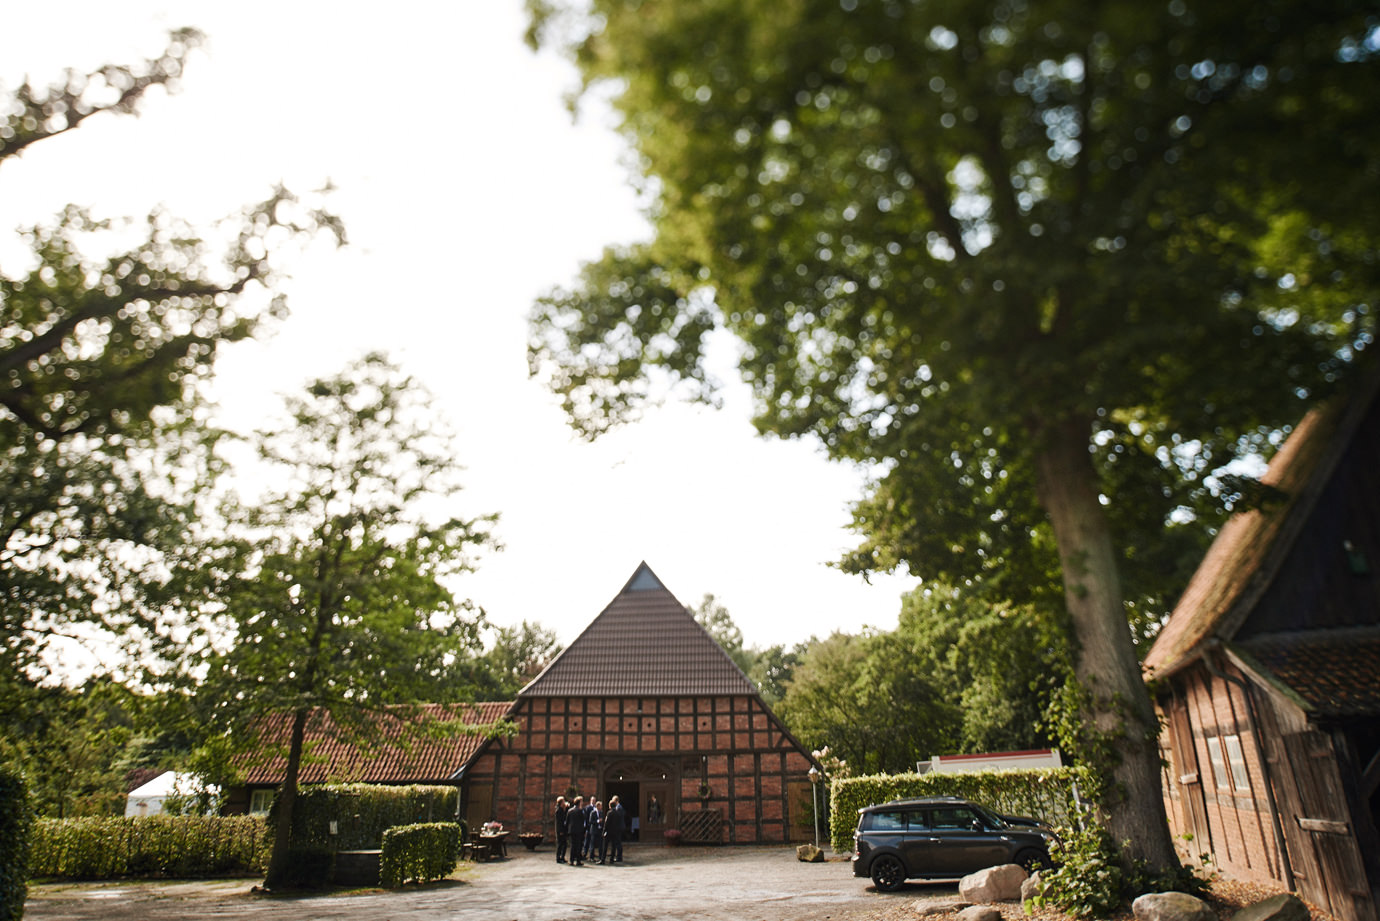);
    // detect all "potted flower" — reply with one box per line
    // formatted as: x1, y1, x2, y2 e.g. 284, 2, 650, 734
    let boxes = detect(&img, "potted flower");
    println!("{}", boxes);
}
664, 828, 683, 846
518, 832, 544, 851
